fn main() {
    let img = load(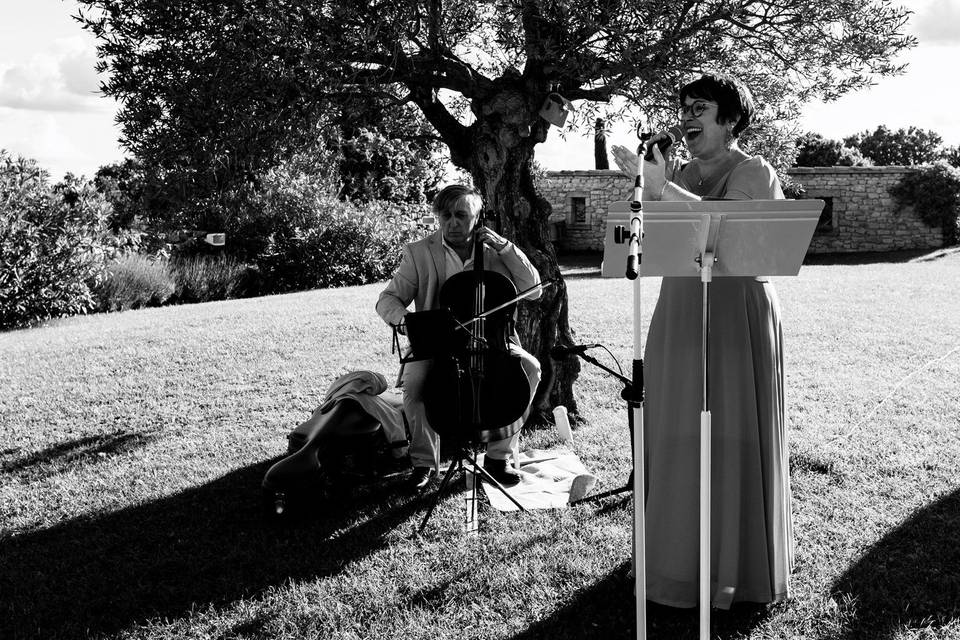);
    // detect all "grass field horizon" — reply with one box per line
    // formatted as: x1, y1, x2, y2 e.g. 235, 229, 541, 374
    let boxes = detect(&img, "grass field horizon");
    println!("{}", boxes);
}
2, 249, 959, 639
